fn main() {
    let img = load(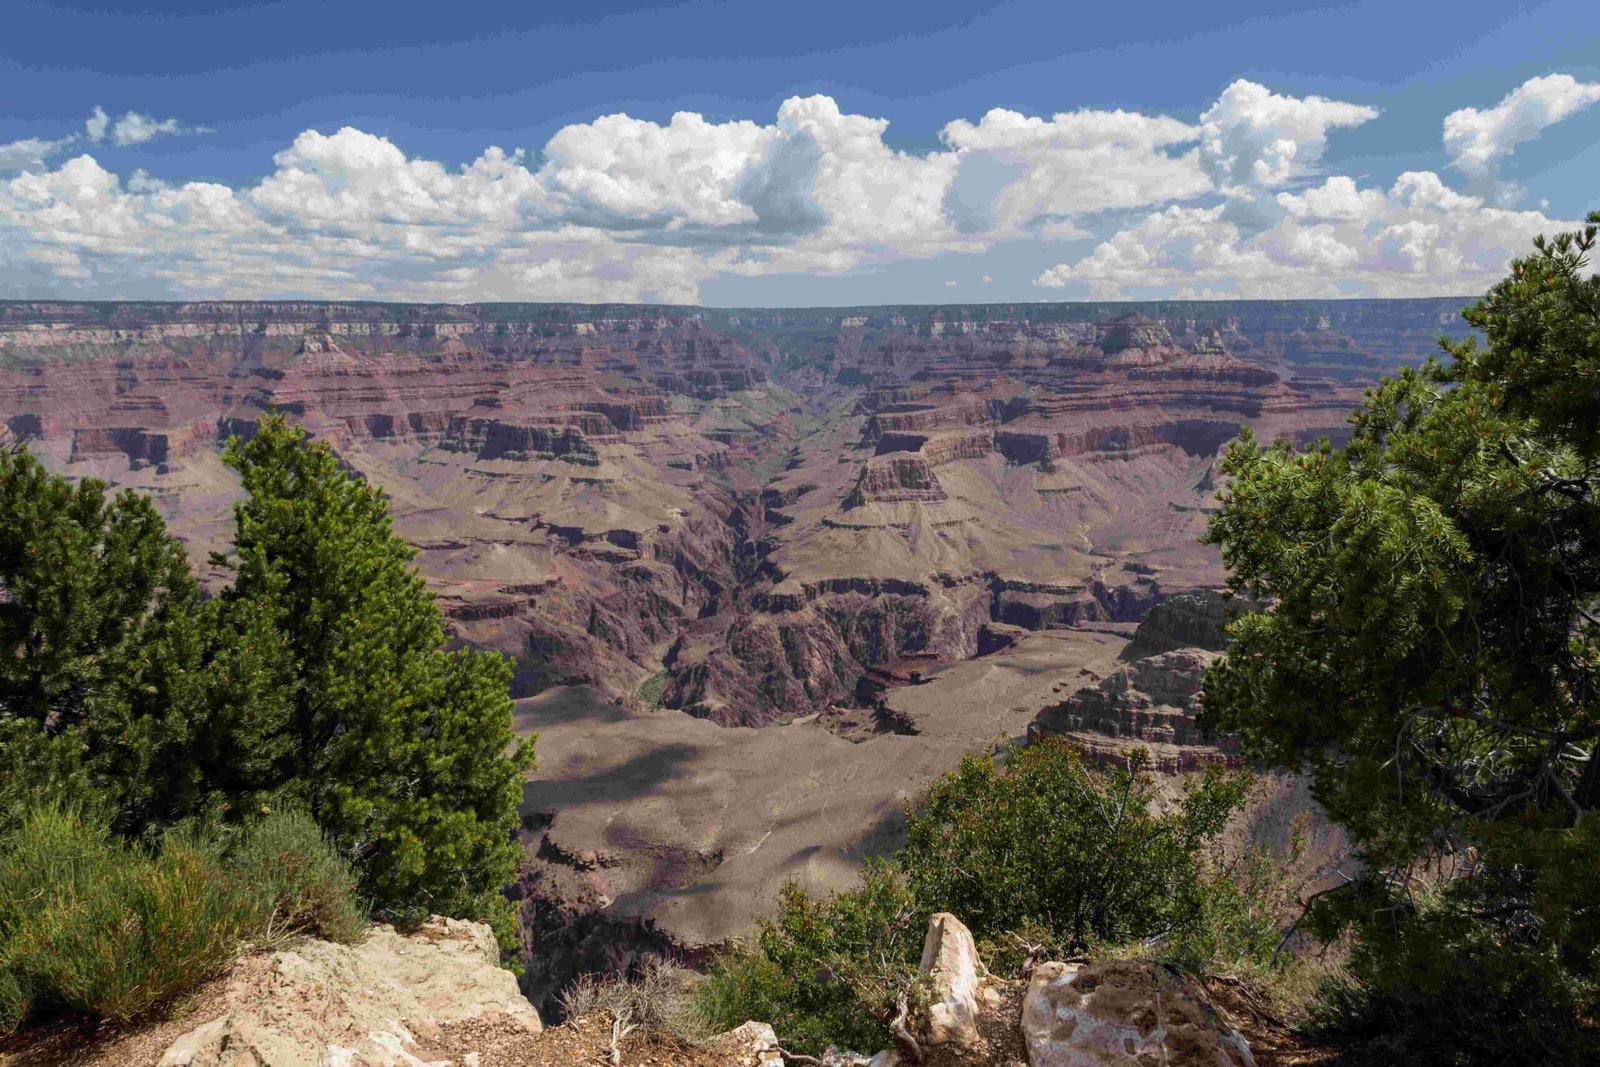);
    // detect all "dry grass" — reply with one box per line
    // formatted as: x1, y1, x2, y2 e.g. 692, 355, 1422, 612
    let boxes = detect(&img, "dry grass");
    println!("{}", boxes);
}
559, 957, 714, 1047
